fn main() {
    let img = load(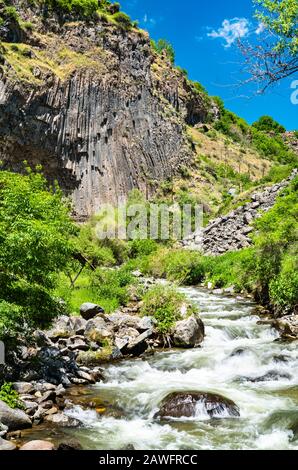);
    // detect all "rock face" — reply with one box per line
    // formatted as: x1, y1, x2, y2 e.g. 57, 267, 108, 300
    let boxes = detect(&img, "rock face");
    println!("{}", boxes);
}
0, 2, 214, 219
0, 400, 32, 431
155, 391, 240, 420
184, 170, 297, 254
172, 316, 205, 348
